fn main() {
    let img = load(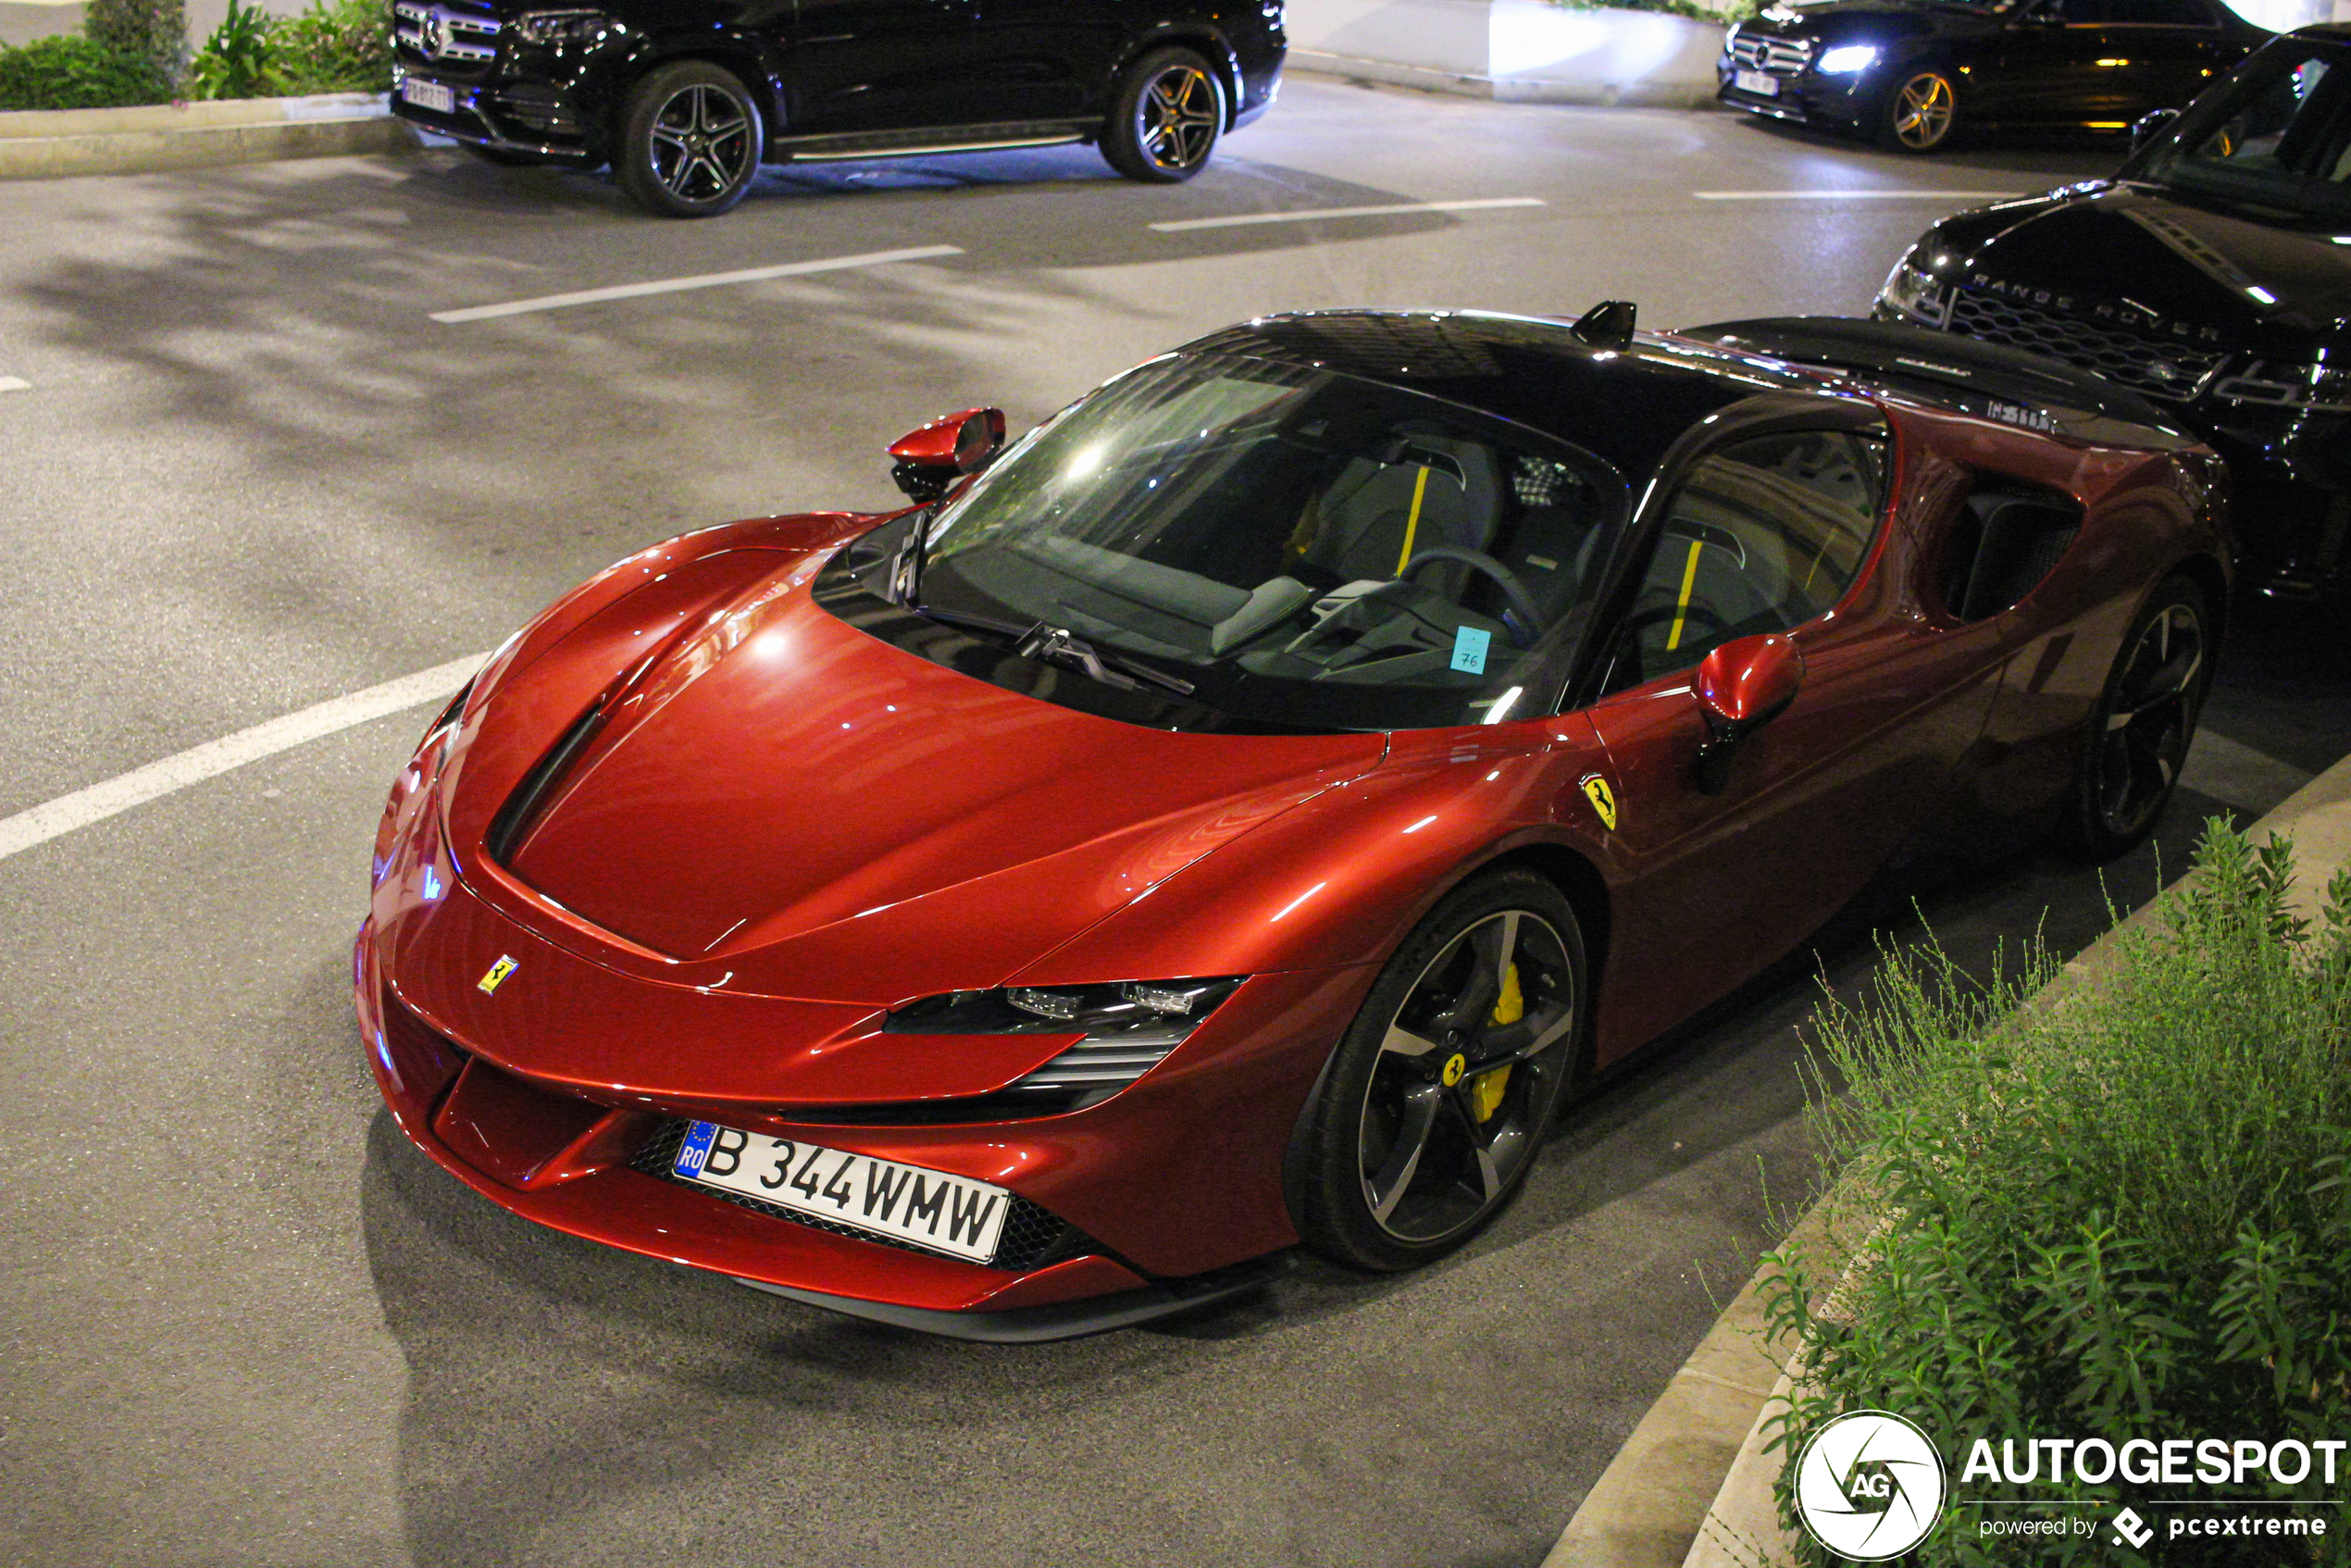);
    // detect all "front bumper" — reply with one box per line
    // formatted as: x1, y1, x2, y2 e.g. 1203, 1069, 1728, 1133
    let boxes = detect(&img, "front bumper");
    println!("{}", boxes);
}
355, 902, 1376, 1337
1715, 66, 1872, 136
391, 59, 609, 163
